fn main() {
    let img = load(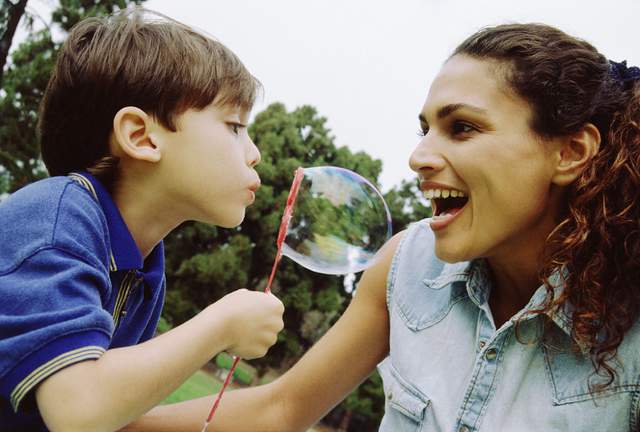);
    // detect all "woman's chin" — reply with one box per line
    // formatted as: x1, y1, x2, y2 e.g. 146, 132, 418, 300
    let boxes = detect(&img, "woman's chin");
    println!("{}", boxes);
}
434, 241, 473, 264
